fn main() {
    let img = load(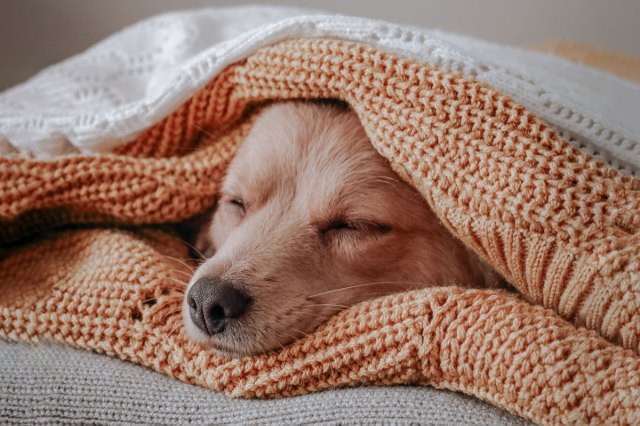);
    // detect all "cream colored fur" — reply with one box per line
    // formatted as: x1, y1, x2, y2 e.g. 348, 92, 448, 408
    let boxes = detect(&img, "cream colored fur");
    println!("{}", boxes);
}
184, 101, 500, 357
